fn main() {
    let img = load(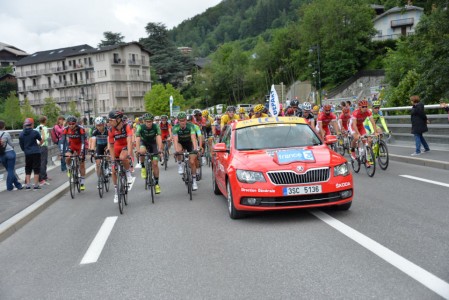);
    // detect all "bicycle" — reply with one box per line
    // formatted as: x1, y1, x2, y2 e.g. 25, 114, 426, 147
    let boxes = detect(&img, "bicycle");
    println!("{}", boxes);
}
64, 154, 81, 199
140, 152, 157, 204
372, 132, 391, 170
91, 154, 111, 198
204, 135, 213, 167
162, 139, 169, 171
175, 151, 194, 201
351, 135, 376, 177
336, 131, 352, 156
113, 159, 129, 214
